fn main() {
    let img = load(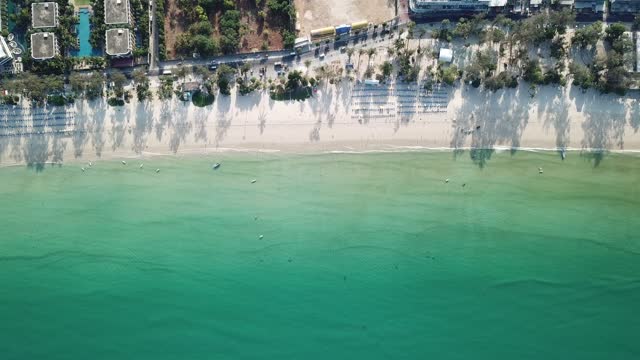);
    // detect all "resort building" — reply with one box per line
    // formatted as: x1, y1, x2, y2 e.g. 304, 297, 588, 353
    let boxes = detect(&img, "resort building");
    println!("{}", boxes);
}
609, 0, 640, 18
409, 0, 489, 18
30, 32, 58, 60
408, 0, 508, 19
556, 0, 574, 8
105, 28, 133, 57
104, 0, 132, 25
31, 2, 59, 29
0, 36, 14, 67
636, 32, 640, 73
574, 0, 606, 17
529, 0, 543, 11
